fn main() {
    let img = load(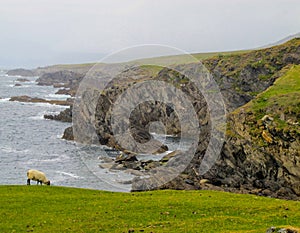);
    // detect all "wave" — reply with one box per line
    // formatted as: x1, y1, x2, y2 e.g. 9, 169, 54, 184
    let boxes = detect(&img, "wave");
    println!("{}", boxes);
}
46, 93, 71, 100
25, 154, 71, 164
0, 98, 10, 102
29, 114, 45, 120
55, 171, 81, 179
17, 102, 68, 108
15, 85, 31, 88
0, 146, 29, 154
29, 109, 61, 120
